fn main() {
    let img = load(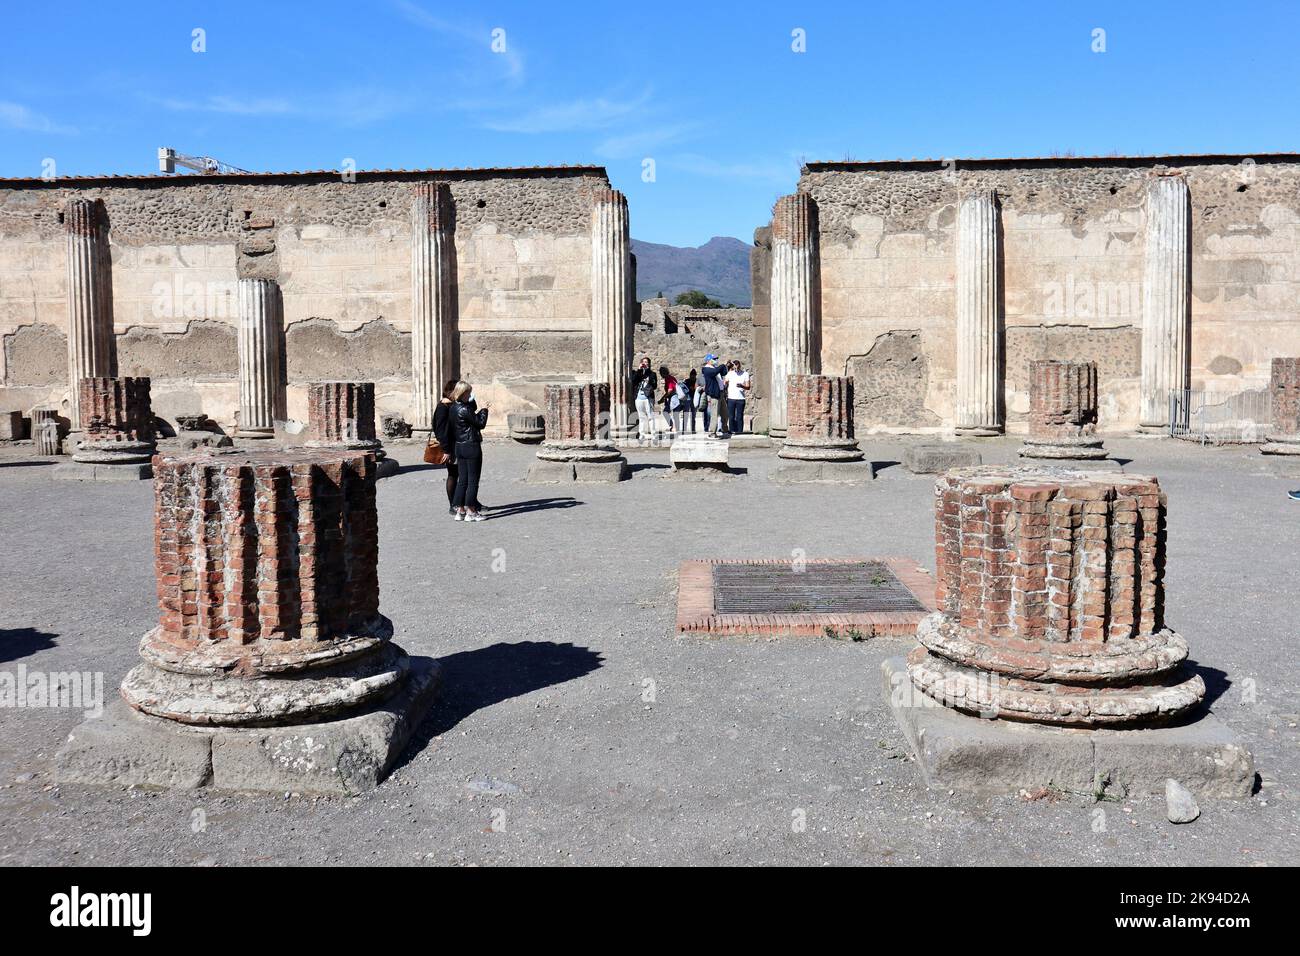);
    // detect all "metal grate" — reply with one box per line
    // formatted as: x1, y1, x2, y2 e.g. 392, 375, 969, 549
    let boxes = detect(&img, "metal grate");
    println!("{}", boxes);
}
712, 561, 926, 614
1169, 387, 1271, 445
